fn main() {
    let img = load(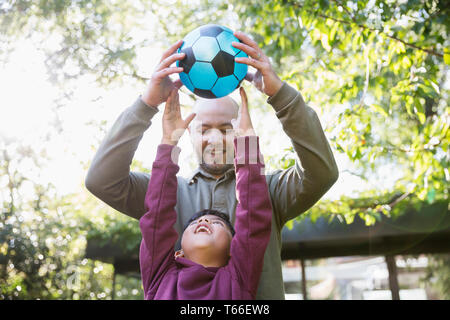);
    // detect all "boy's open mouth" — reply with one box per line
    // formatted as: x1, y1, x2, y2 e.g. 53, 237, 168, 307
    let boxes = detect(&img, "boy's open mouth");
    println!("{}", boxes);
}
195, 223, 212, 234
